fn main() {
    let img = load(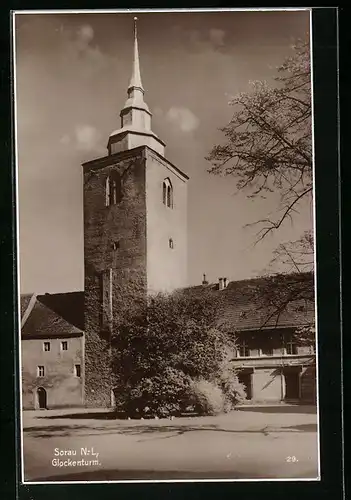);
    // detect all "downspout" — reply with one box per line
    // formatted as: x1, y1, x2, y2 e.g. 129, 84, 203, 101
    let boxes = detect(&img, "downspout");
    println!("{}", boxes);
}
280, 332, 285, 401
